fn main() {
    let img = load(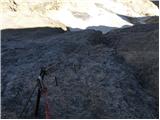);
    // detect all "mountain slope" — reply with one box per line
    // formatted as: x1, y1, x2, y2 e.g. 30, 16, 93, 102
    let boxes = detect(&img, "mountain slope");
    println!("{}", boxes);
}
1, 24, 158, 119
